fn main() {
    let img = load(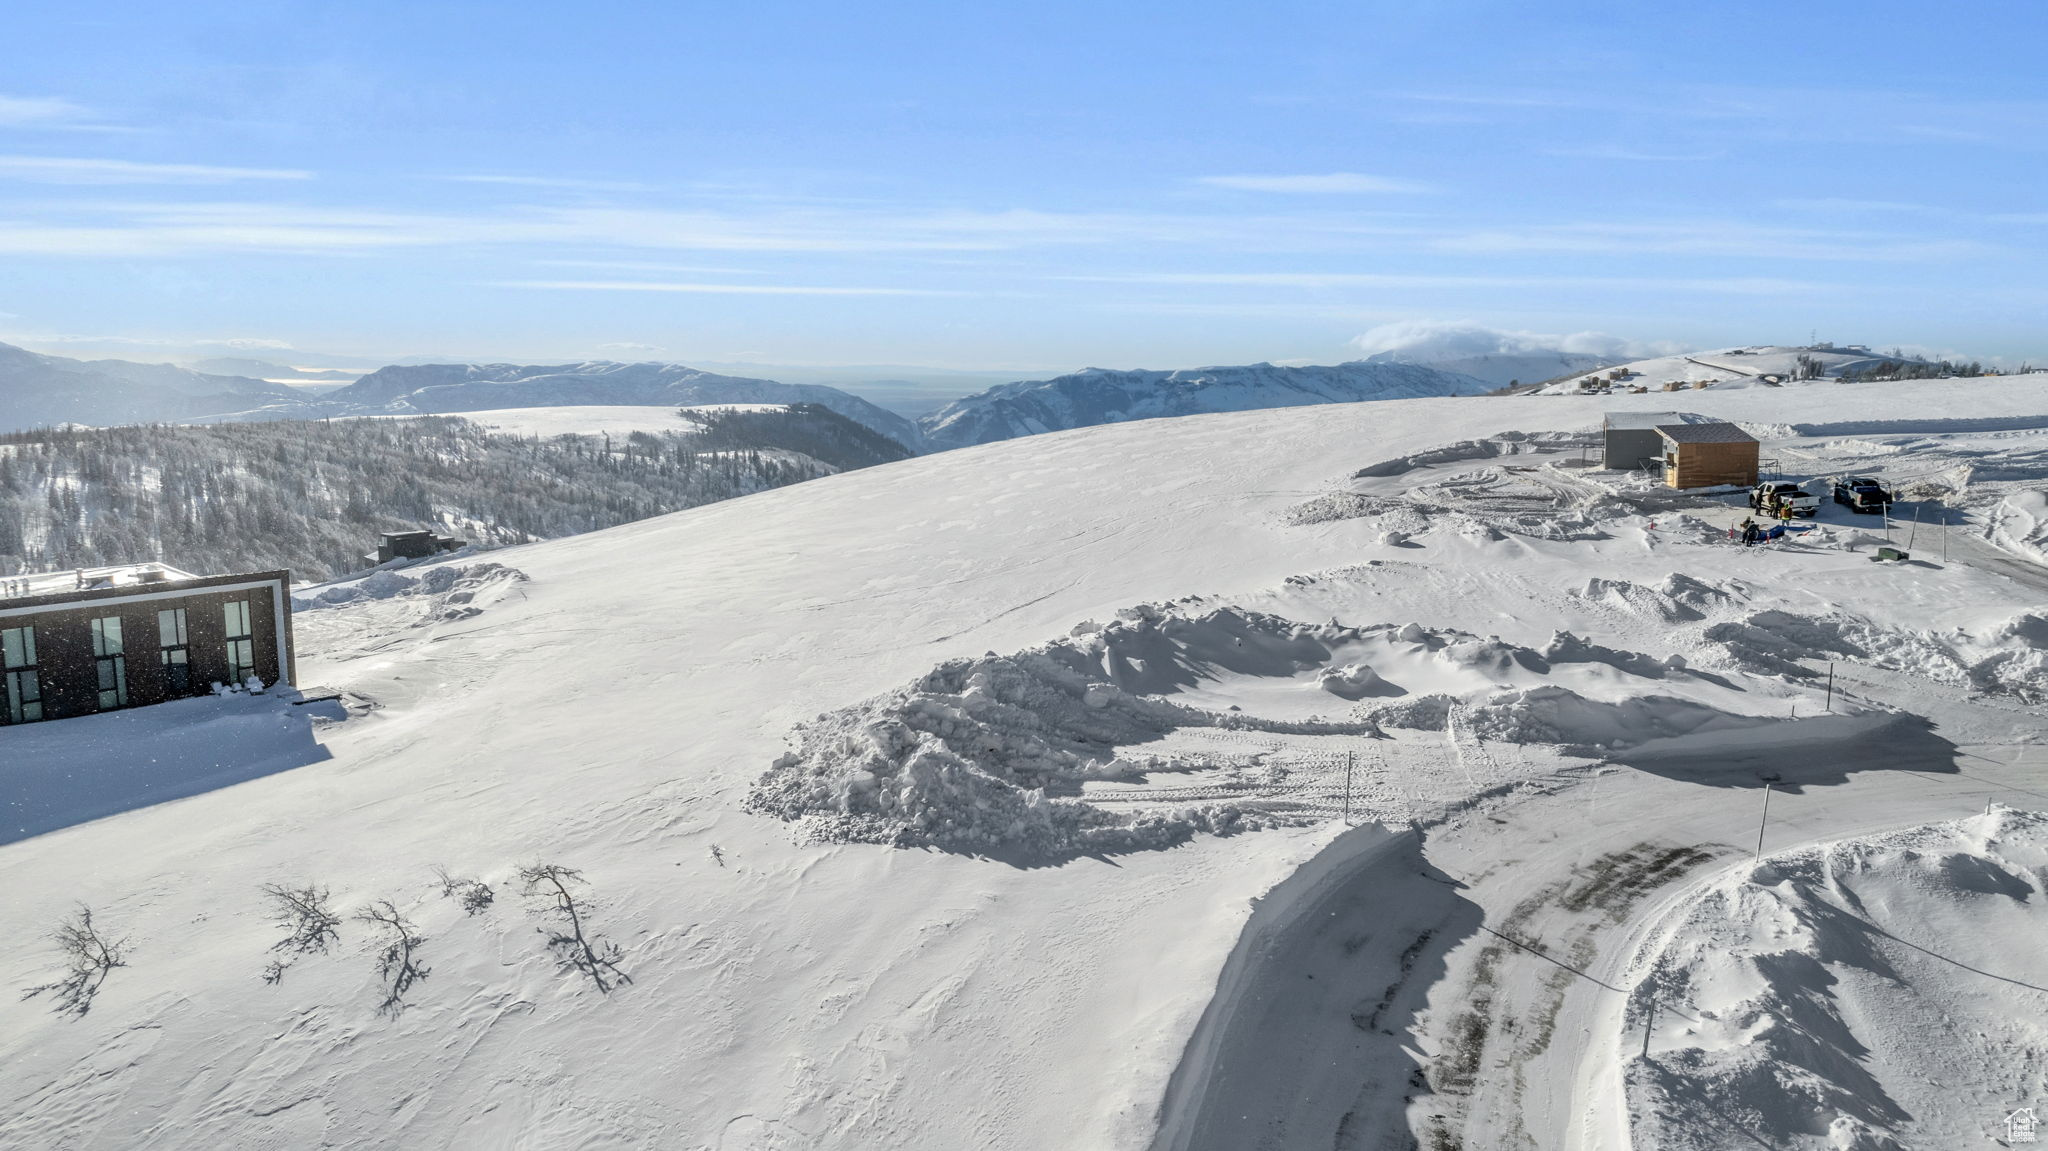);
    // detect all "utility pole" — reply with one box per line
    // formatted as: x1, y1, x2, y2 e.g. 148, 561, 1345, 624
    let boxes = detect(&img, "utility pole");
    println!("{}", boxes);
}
1754, 782, 1775, 863
1642, 998, 1657, 1060
1824, 662, 1834, 712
